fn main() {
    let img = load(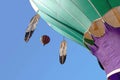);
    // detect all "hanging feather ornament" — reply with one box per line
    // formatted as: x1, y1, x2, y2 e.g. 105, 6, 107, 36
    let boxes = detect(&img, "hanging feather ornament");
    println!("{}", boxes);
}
59, 40, 67, 64
40, 35, 50, 45
24, 14, 40, 42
